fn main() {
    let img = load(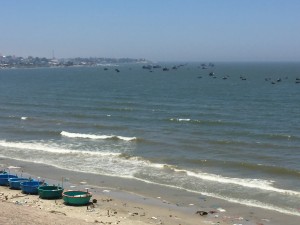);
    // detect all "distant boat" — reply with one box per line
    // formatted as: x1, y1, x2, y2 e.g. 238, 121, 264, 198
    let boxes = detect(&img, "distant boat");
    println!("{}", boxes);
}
162, 67, 169, 71
142, 65, 152, 70
153, 65, 161, 69
104, 68, 108, 71
115, 69, 120, 72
